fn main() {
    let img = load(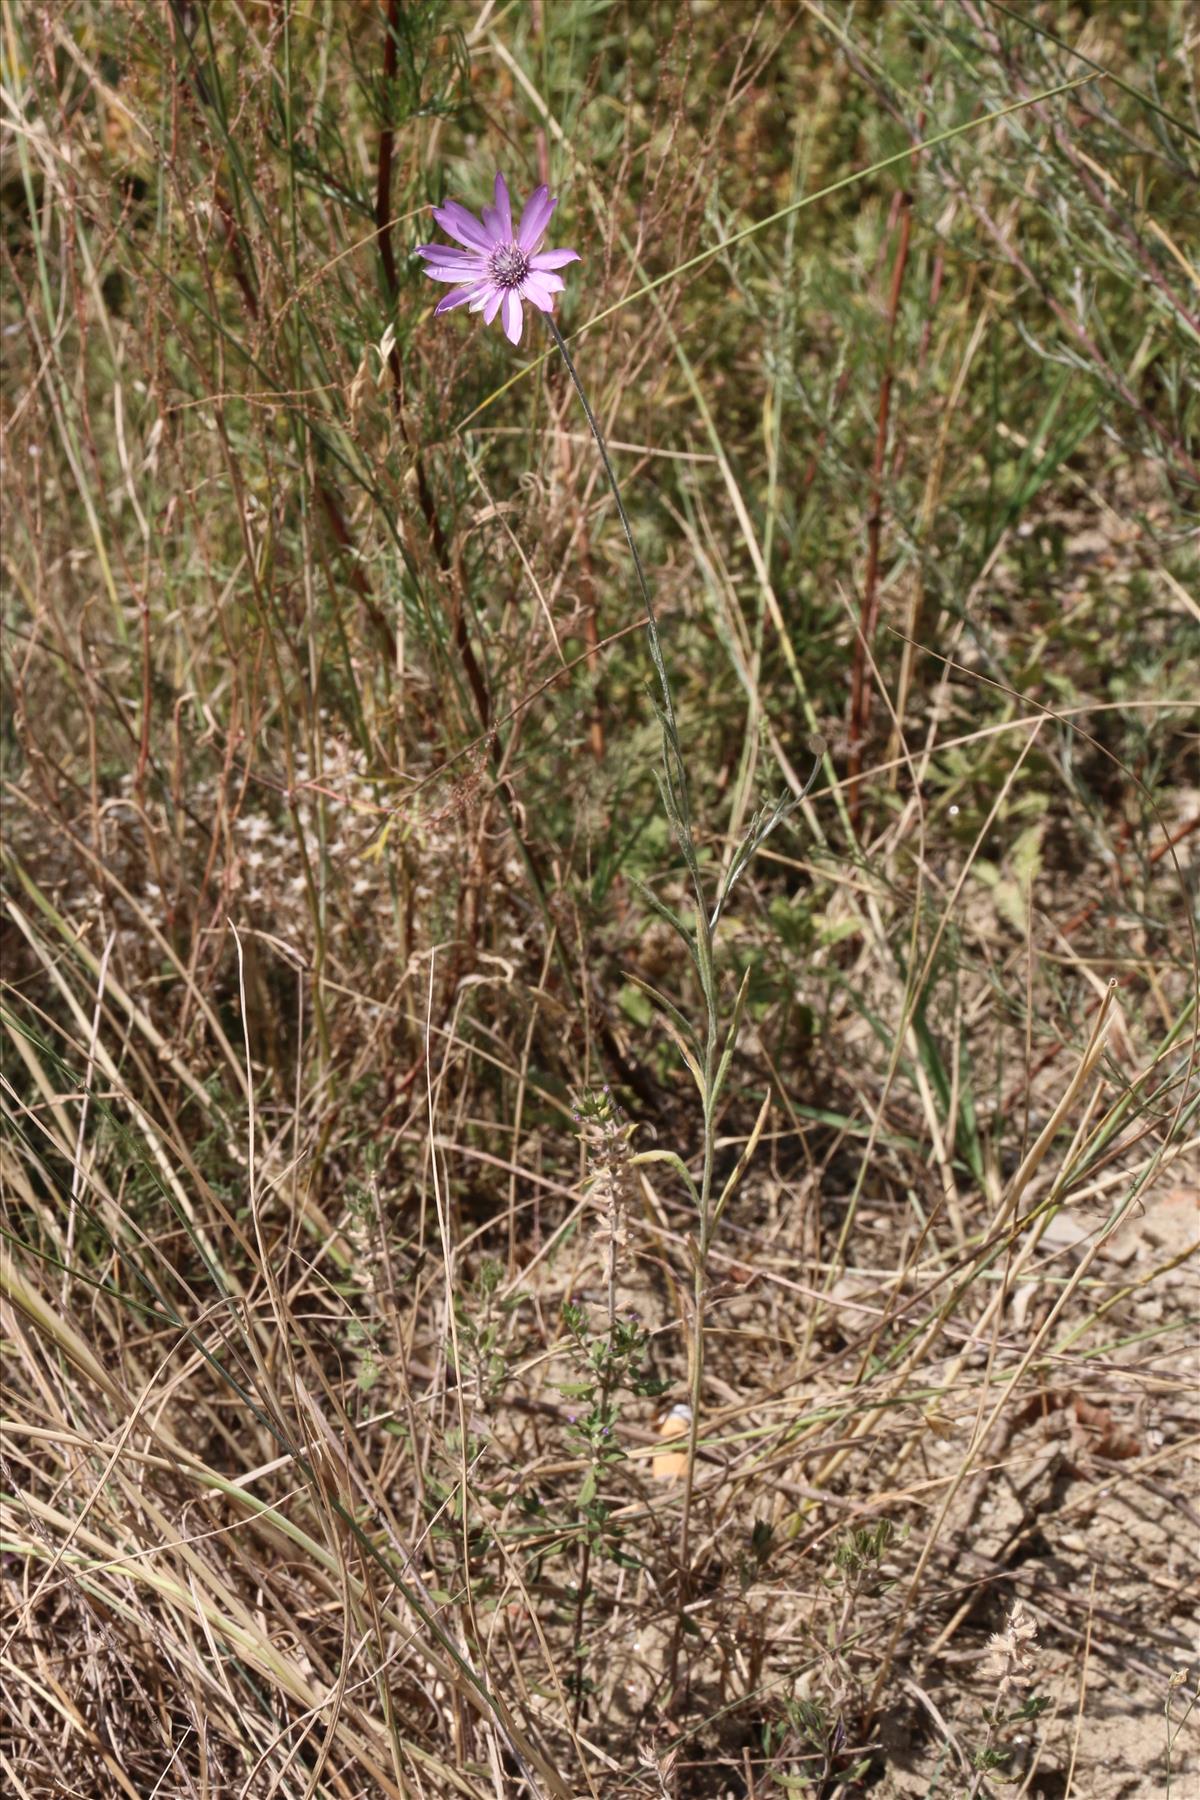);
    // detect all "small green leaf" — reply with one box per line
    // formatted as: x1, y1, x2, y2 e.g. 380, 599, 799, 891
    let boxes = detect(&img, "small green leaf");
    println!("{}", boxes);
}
618, 982, 654, 1027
